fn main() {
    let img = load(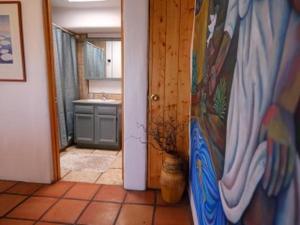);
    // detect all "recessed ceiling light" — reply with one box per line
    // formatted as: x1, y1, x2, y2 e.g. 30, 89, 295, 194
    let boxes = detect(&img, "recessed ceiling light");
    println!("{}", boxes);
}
68, 0, 106, 2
